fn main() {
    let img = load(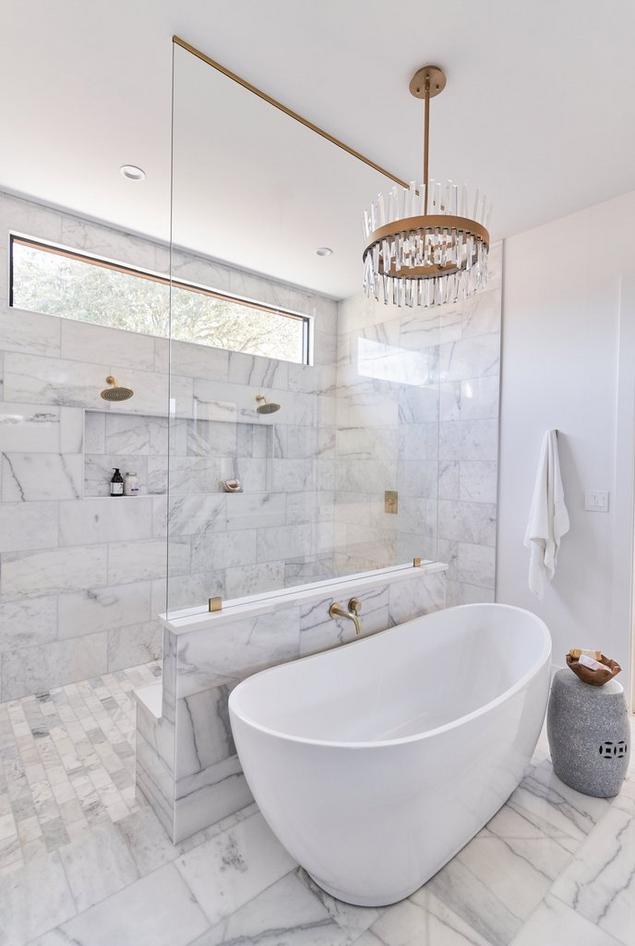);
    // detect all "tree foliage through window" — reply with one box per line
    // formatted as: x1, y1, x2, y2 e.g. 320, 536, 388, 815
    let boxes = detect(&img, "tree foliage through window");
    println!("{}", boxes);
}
11, 240, 307, 364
